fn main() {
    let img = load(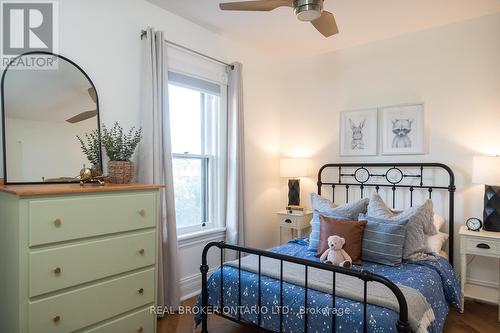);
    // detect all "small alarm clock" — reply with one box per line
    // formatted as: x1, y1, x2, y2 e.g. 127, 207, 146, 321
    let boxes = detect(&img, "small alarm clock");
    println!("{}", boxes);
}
466, 217, 482, 231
